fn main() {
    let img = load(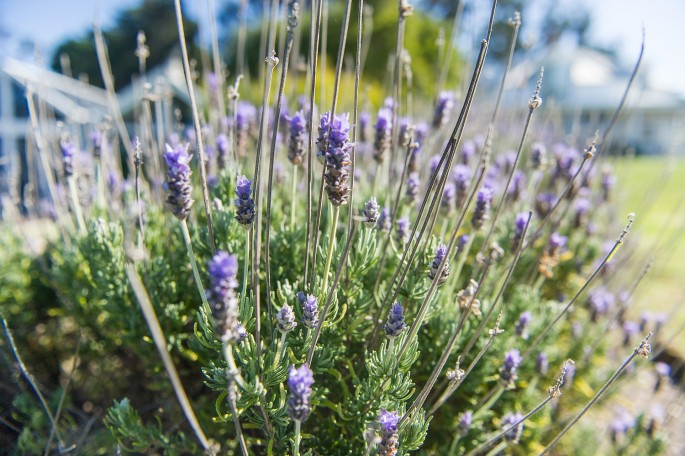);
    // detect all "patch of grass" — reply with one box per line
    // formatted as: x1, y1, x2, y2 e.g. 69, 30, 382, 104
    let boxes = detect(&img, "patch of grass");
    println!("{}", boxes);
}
613, 156, 685, 352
